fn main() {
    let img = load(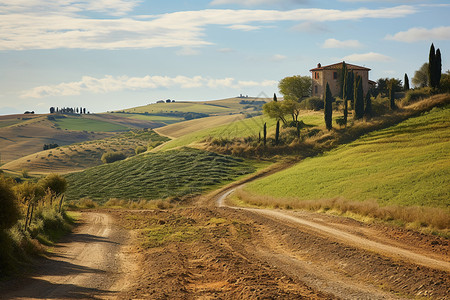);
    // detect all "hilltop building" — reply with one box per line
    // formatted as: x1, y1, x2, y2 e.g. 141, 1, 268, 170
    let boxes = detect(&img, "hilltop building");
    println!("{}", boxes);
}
310, 62, 375, 98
